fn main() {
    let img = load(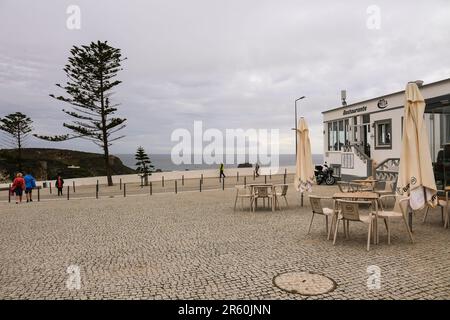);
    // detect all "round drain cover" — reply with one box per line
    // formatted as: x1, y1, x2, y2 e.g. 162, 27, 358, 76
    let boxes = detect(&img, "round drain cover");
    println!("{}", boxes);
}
273, 272, 336, 295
